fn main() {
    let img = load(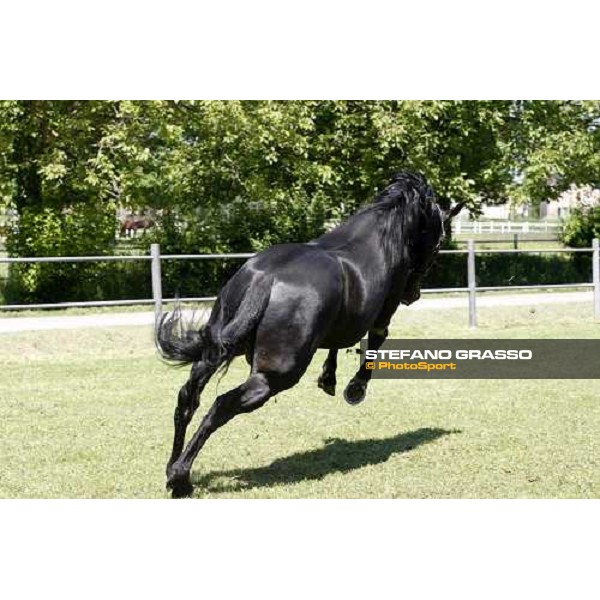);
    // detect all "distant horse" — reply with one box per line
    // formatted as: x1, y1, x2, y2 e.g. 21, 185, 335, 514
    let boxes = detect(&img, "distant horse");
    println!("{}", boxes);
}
157, 171, 463, 497
119, 216, 155, 238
